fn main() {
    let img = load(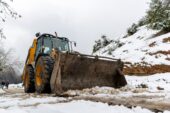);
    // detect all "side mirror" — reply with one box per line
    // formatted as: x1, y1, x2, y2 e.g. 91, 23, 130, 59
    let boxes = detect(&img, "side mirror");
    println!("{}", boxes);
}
55, 32, 58, 38
35, 32, 41, 37
74, 42, 77, 47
